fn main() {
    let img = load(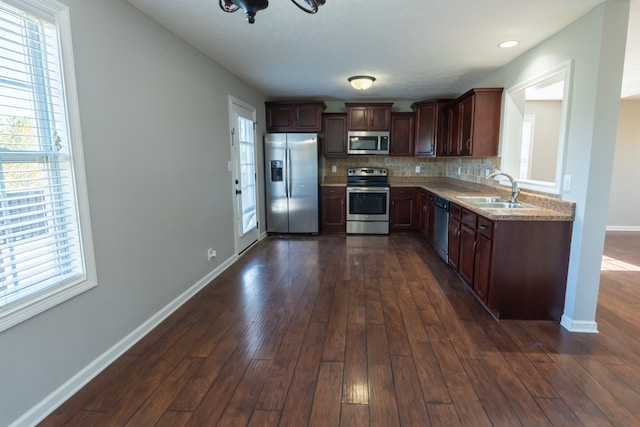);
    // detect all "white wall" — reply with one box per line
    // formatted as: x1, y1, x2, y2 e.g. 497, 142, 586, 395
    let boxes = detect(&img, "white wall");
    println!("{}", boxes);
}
608, 99, 640, 229
475, 0, 630, 332
0, 0, 266, 425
